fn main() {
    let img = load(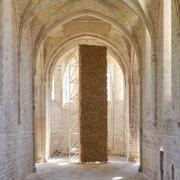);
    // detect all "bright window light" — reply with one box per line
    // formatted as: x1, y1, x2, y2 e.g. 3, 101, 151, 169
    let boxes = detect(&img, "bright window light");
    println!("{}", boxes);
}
58, 162, 69, 166
63, 63, 70, 105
